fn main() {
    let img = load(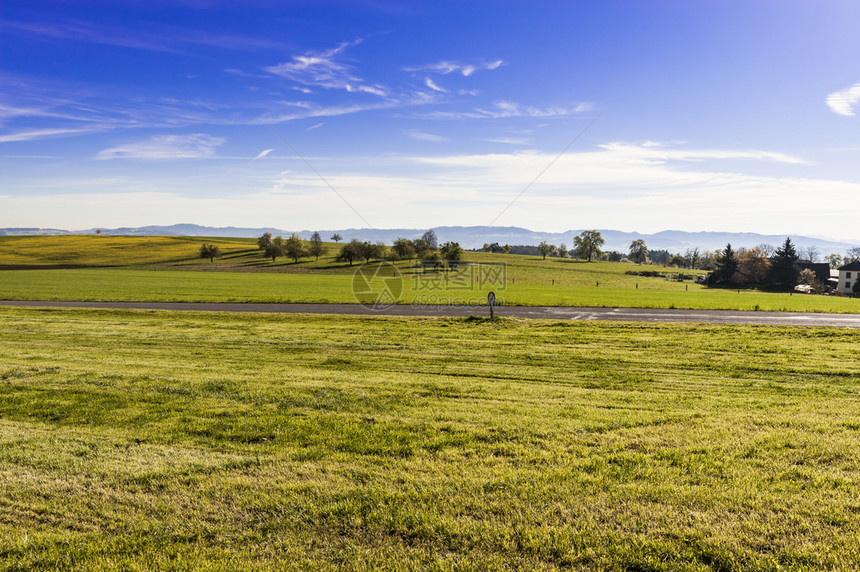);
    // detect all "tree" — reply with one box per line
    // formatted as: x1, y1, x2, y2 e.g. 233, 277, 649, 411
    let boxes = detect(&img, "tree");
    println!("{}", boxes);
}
854, 279, 860, 297
422, 229, 438, 251
756, 243, 775, 258
283, 233, 305, 263
502, 244, 511, 254
308, 231, 326, 260
572, 230, 604, 262
358, 241, 385, 262
257, 232, 273, 250
330, 233, 343, 243
798, 268, 825, 294
537, 241, 555, 260
482, 242, 502, 253
558, 243, 568, 258
825, 253, 844, 269
338, 239, 362, 266
735, 247, 770, 286
846, 246, 860, 263
264, 236, 285, 262
392, 237, 415, 259
669, 254, 686, 267
684, 248, 701, 269
412, 238, 431, 258
769, 237, 799, 290
649, 249, 671, 265
95, 229, 101, 236
199, 243, 221, 262
629, 239, 649, 264
440, 241, 463, 263
699, 250, 717, 270
708, 243, 739, 286
801, 245, 820, 263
